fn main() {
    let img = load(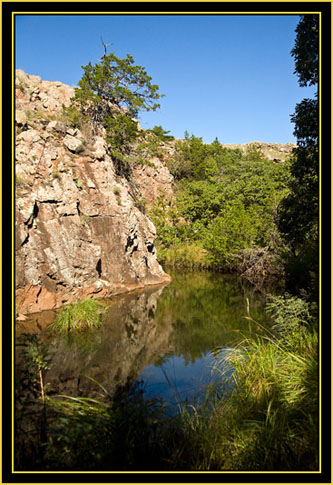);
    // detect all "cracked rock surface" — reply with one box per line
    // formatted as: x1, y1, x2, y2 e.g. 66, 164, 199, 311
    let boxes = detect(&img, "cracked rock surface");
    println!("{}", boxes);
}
15, 70, 172, 314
